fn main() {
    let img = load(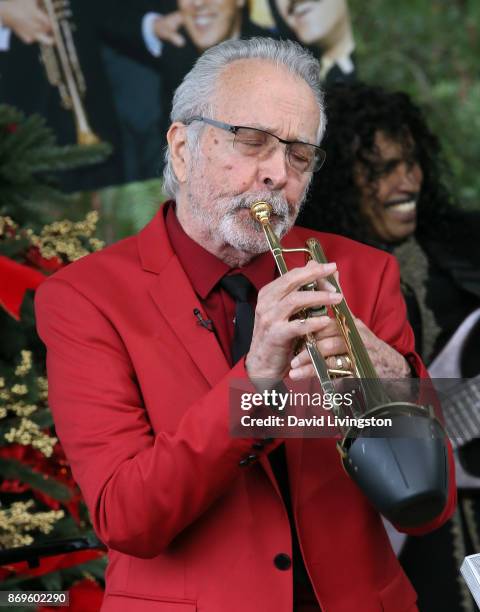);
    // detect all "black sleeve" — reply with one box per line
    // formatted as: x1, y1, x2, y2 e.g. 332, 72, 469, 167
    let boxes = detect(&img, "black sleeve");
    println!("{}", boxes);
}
100, 0, 175, 68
